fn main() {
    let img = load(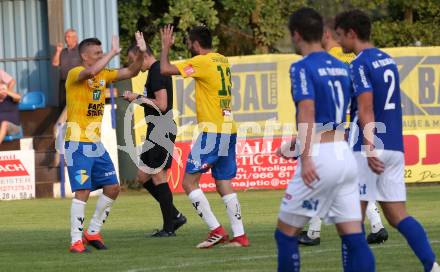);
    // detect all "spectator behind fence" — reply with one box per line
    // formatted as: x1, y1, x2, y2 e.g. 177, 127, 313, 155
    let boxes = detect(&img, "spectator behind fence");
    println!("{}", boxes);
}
0, 69, 21, 144
52, 28, 81, 111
